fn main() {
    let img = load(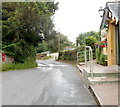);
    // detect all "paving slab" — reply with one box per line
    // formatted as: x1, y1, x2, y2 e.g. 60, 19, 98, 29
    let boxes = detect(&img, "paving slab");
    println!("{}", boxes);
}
90, 83, 119, 106
77, 62, 120, 106
78, 62, 119, 73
